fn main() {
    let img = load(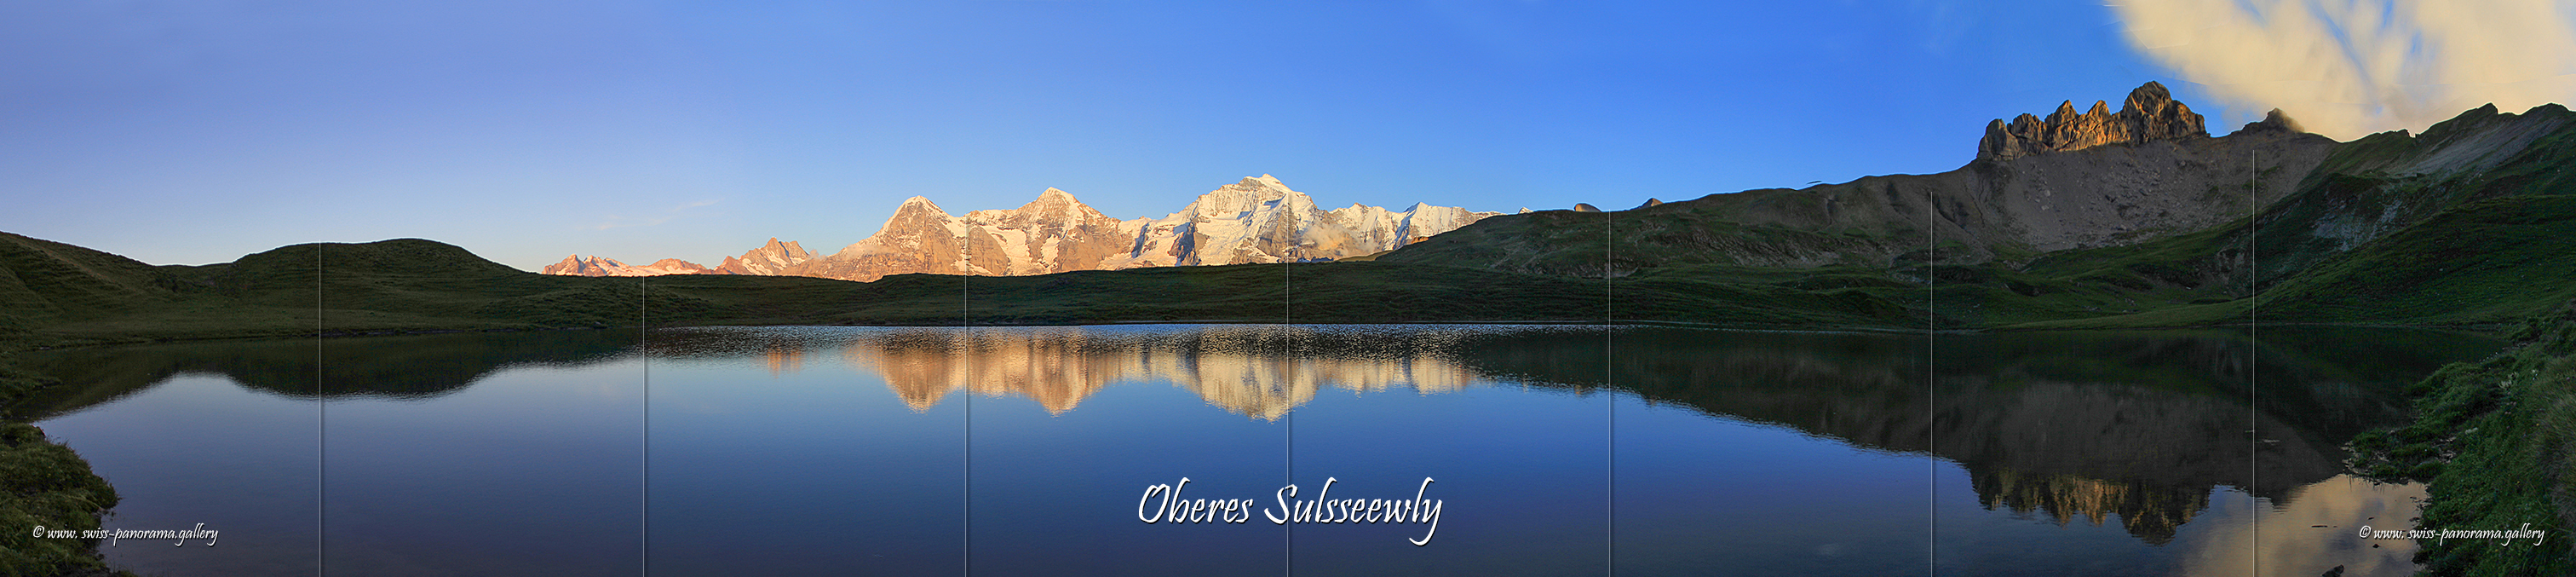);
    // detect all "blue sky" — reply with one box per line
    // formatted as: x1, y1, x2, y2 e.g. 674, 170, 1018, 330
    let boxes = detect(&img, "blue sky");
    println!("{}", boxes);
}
0, 1, 2447, 270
